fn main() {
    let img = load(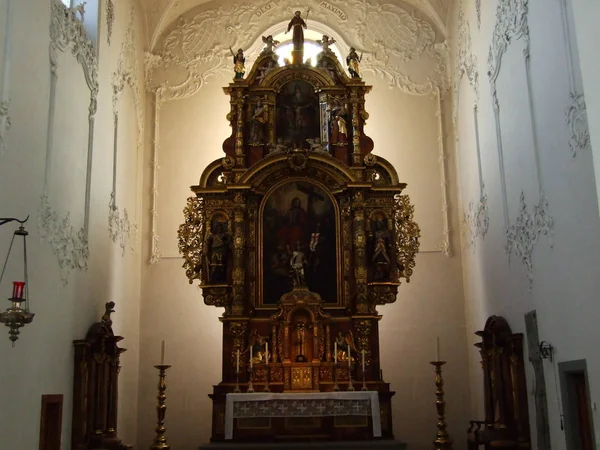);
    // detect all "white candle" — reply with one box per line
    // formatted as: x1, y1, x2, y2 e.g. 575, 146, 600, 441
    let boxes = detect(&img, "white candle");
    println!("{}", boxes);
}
250, 345, 253, 368
436, 337, 440, 361
362, 349, 365, 372
236, 349, 240, 373
160, 340, 165, 365
265, 342, 269, 364
334, 342, 337, 364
